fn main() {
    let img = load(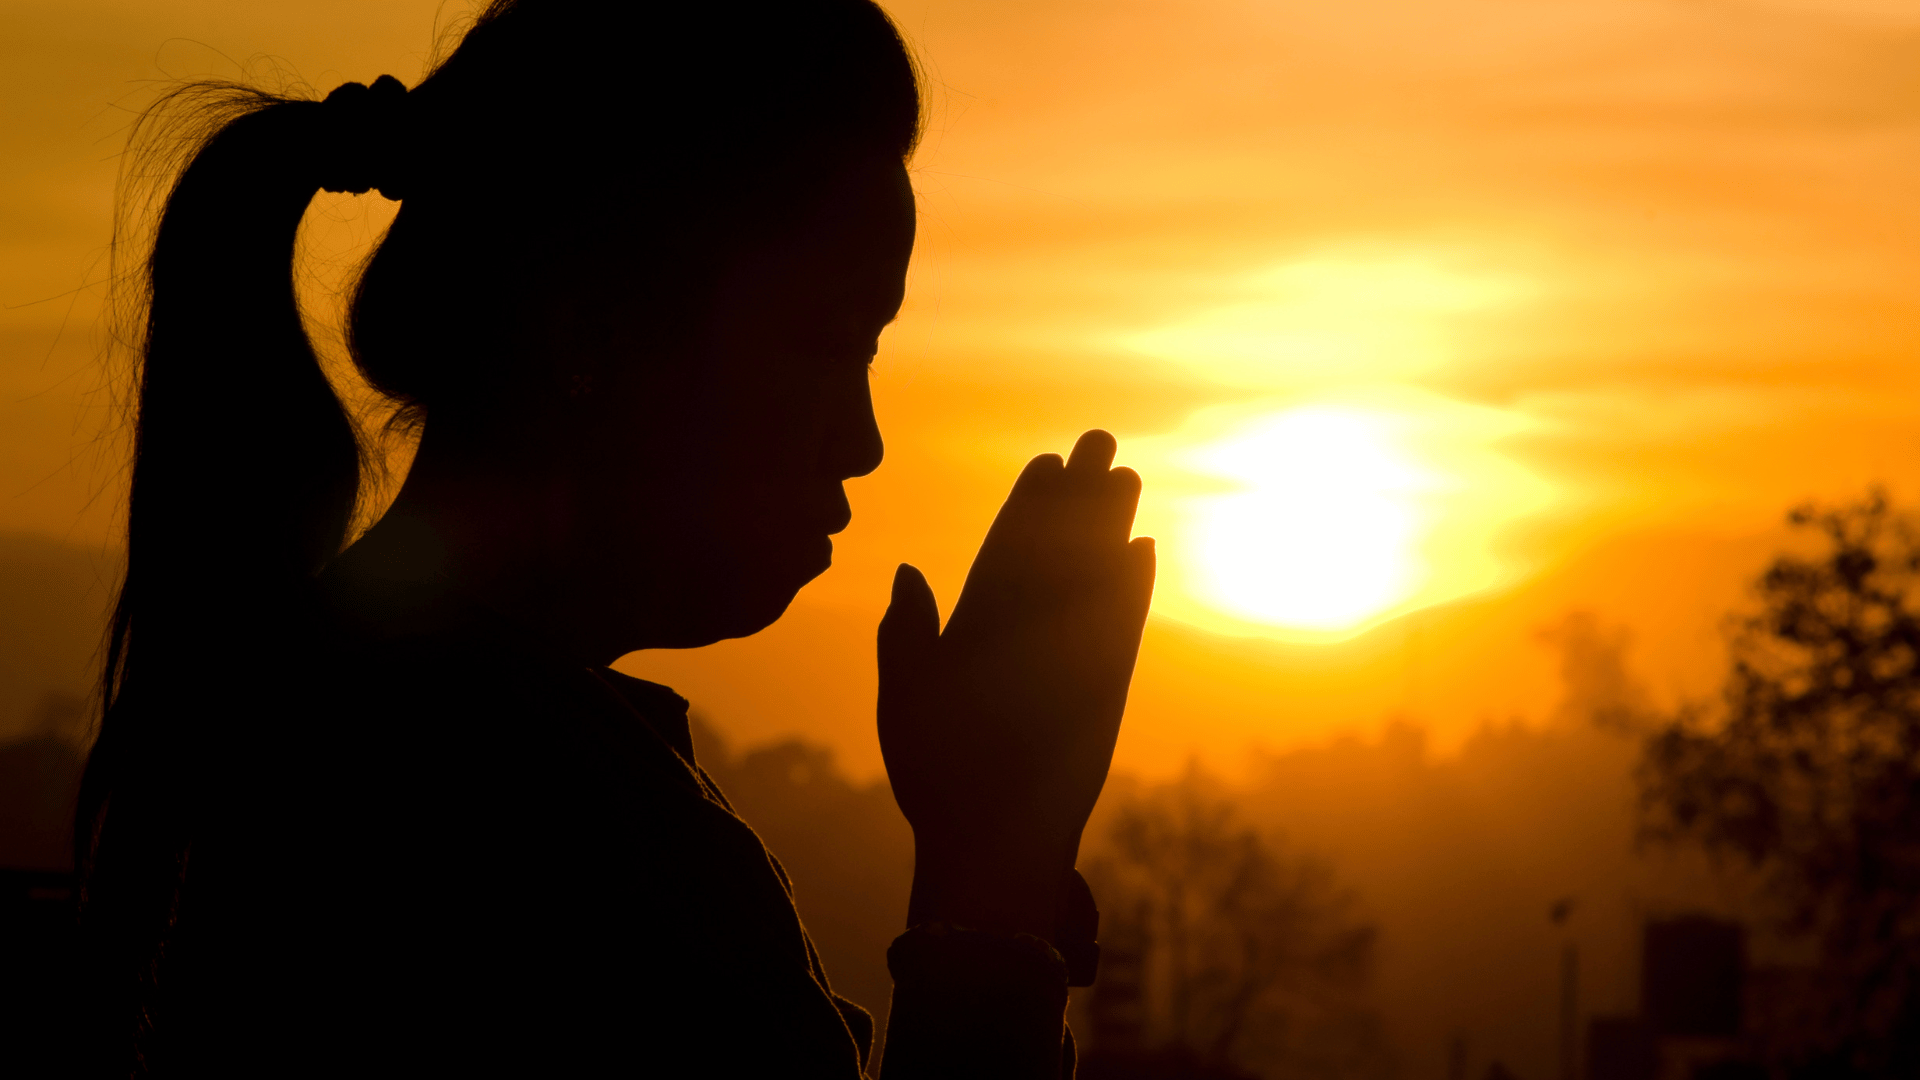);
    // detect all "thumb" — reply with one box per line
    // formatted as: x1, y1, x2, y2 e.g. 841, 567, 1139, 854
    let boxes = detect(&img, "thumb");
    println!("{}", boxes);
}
878, 562, 940, 689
